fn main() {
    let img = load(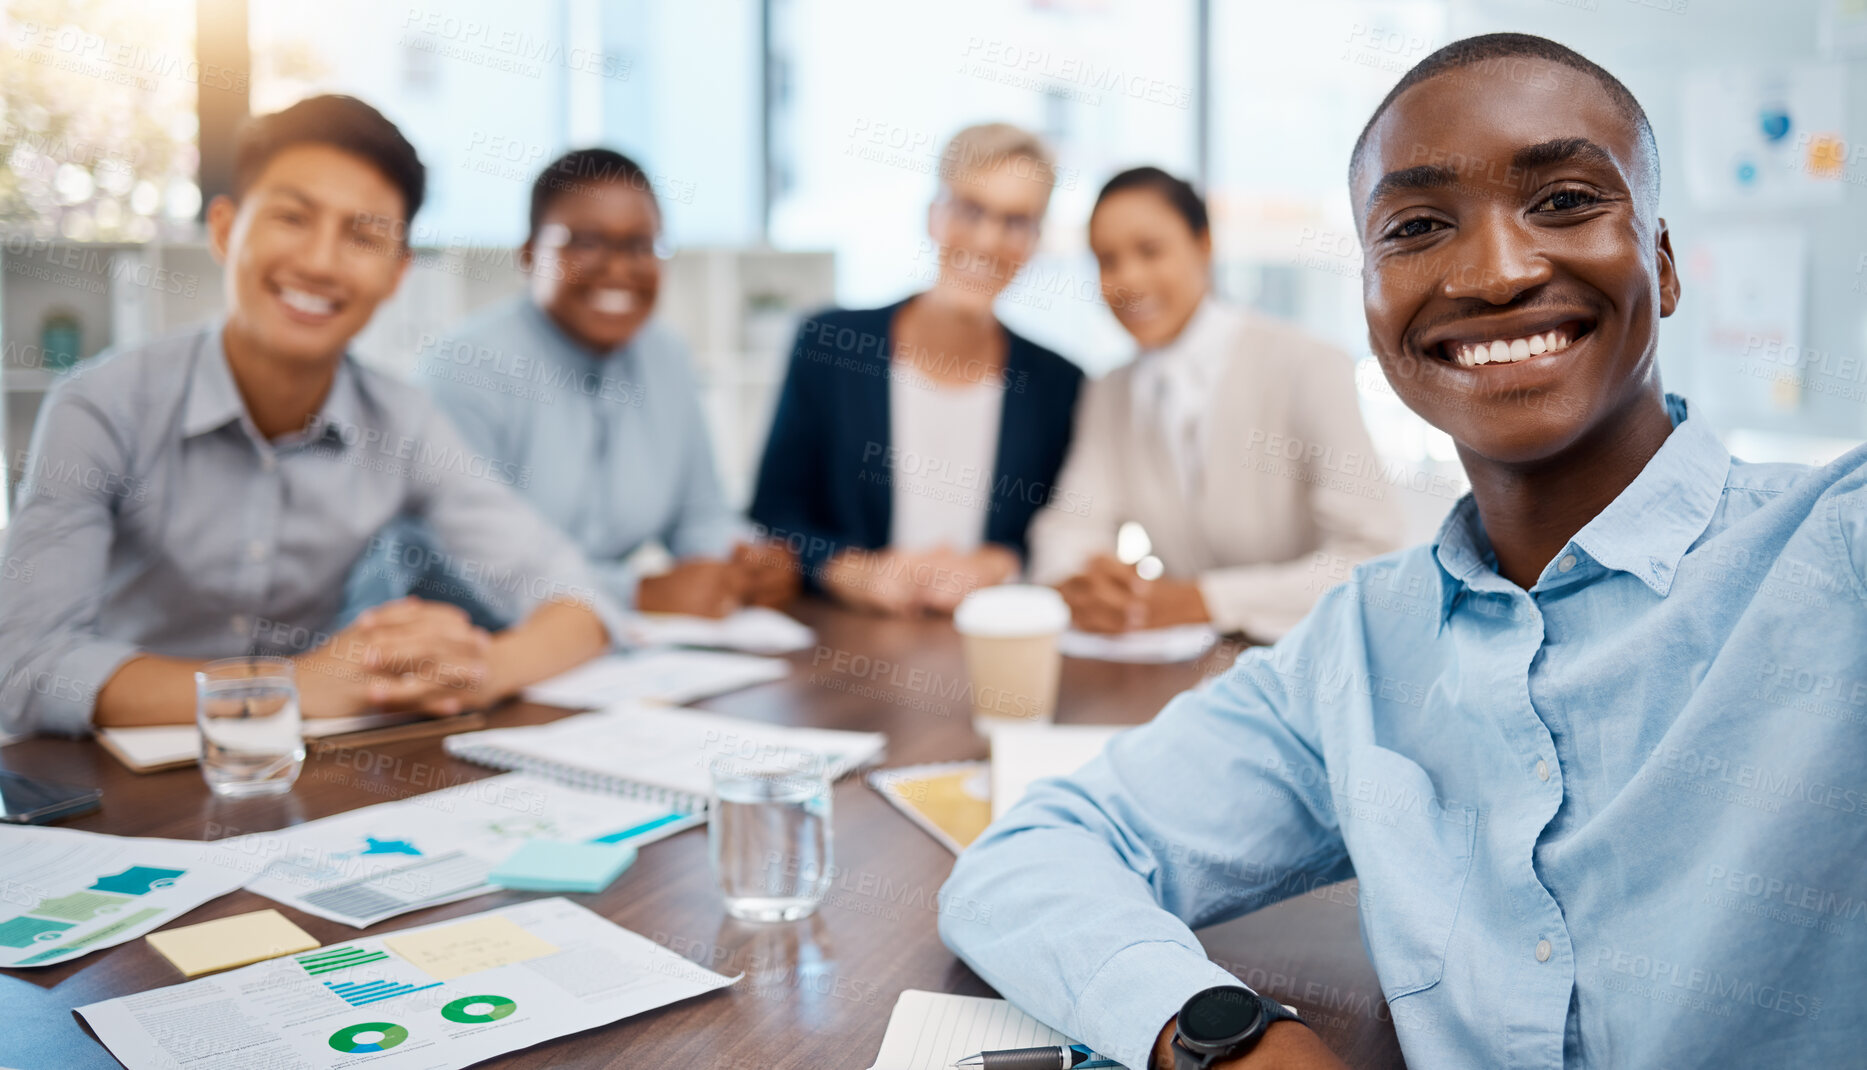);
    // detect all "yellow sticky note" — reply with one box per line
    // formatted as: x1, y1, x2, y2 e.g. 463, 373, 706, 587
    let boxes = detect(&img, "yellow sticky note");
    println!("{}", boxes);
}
146, 909, 319, 977
383, 915, 559, 982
